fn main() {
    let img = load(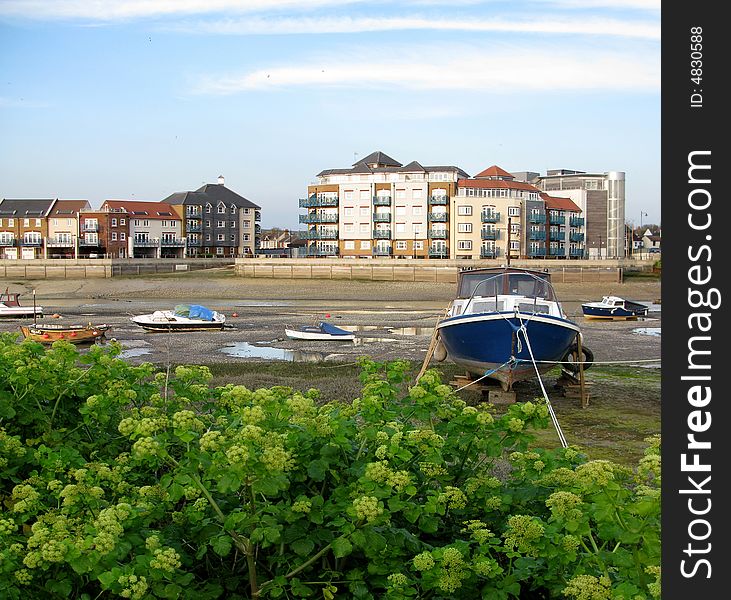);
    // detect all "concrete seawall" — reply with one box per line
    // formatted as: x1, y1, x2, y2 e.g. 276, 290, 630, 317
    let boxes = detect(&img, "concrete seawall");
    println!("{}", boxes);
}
0, 259, 234, 279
